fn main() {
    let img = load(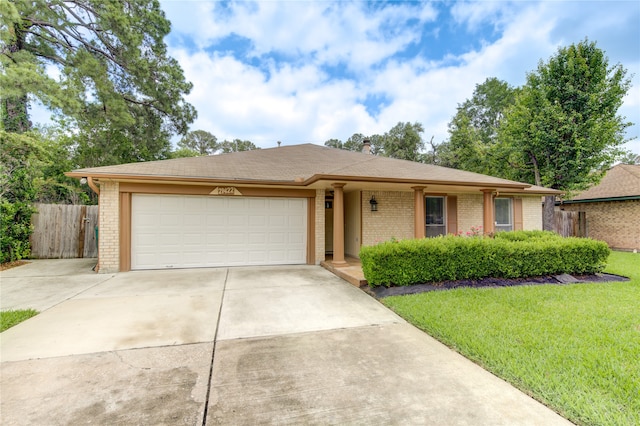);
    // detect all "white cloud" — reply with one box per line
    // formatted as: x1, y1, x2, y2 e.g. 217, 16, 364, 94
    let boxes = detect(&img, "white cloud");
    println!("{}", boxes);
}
172, 47, 376, 145
26, 1, 638, 155
163, 1, 437, 70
